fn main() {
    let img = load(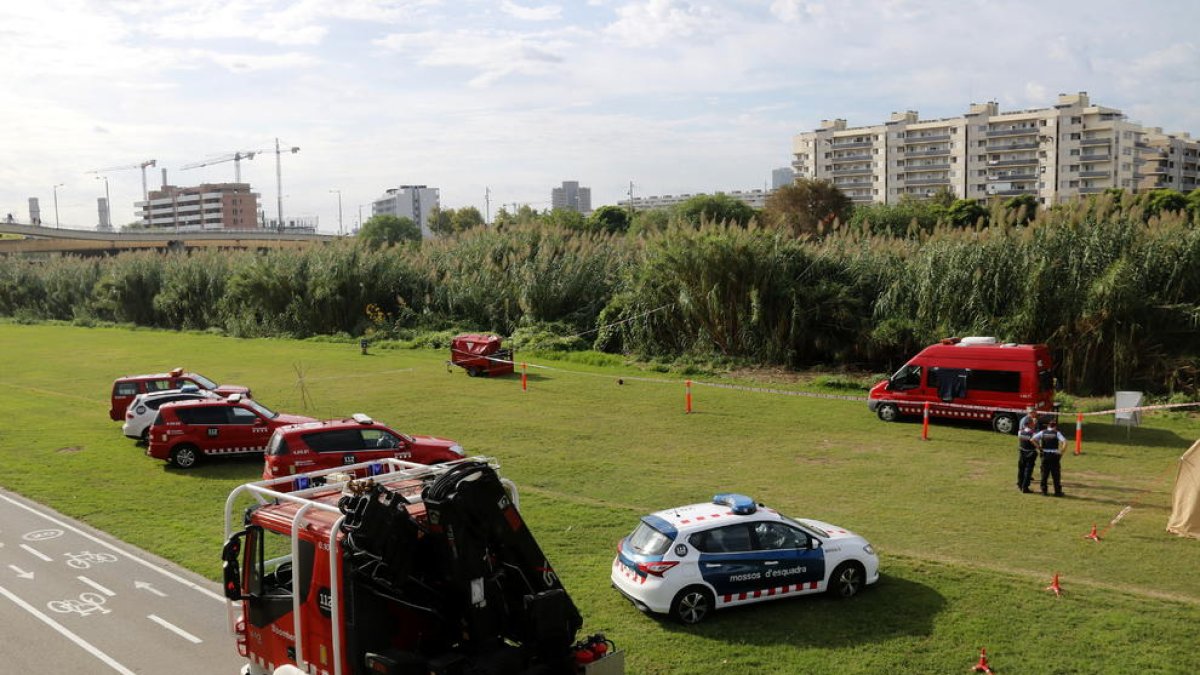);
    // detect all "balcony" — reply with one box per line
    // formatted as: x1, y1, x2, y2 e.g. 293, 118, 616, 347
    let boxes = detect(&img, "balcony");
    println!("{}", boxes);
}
830, 152, 872, 162
905, 133, 951, 143
1079, 154, 1111, 162
905, 176, 951, 186
1078, 187, 1105, 194
1141, 166, 1168, 175
1079, 137, 1111, 146
1078, 170, 1109, 178
904, 147, 951, 157
989, 188, 1037, 196
904, 162, 950, 171
988, 141, 1039, 151
848, 194, 875, 202
830, 140, 874, 149
987, 158, 1039, 167
832, 166, 873, 175
987, 127, 1039, 138
988, 172, 1036, 181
